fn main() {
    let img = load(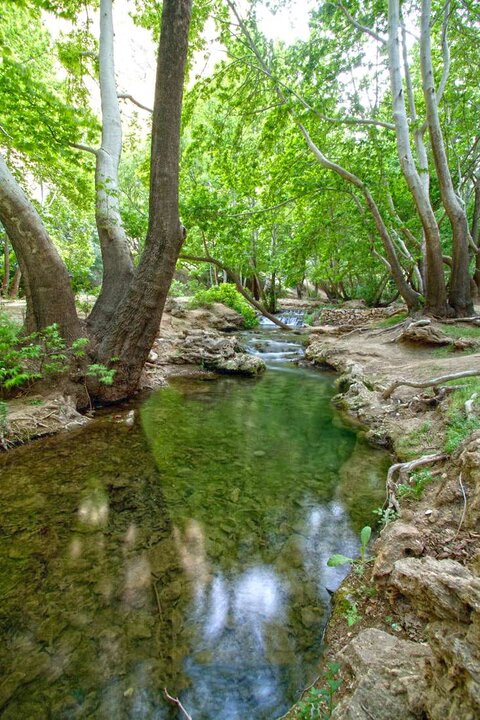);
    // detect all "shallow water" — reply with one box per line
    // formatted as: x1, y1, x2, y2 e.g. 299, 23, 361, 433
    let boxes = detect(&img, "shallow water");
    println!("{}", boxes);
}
0, 345, 388, 719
